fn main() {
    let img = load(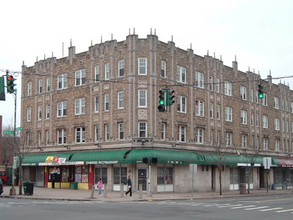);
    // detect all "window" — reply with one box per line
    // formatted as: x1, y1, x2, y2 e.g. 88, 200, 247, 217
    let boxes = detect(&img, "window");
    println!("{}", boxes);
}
75, 98, 86, 115
216, 104, 220, 120
196, 128, 204, 144
39, 79, 43, 94
94, 96, 99, 112
104, 94, 109, 111
195, 100, 204, 117
138, 90, 147, 108
105, 63, 110, 80
104, 124, 109, 141
75, 127, 85, 143
250, 88, 254, 102
240, 86, 247, 100
210, 129, 214, 145
75, 69, 86, 86
118, 60, 125, 77
118, 123, 124, 140
178, 125, 186, 142
275, 139, 280, 151
224, 81, 232, 96
57, 129, 67, 145
118, 92, 124, 109
38, 131, 42, 146
138, 122, 147, 138
95, 167, 108, 185
161, 60, 166, 77
161, 122, 166, 140
209, 103, 214, 118
274, 97, 280, 109
45, 130, 50, 145
225, 107, 233, 122
27, 107, 32, 122
46, 78, 51, 92
114, 167, 127, 184
195, 72, 204, 88
262, 93, 268, 106
46, 105, 50, 119
177, 96, 187, 113
215, 78, 220, 93
251, 113, 254, 126
208, 76, 213, 91
75, 166, 88, 183
57, 74, 68, 90
275, 118, 280, 131
38, 105, 42, 120
95, 65, 100, 81
291, 102, 293, 113
241, 110, 247, 125
26, 132, 31, 146
256, 114, 259, 127
95, 125, 99, 142
57, 101, 67, 117
157, 167, 173, 185
226, 132, 233, 146
177, 66, 186, 83
138, 58, 147, 75
27, 82, 32, 96
242, 134, 248, 148
263, 115, 269, 128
